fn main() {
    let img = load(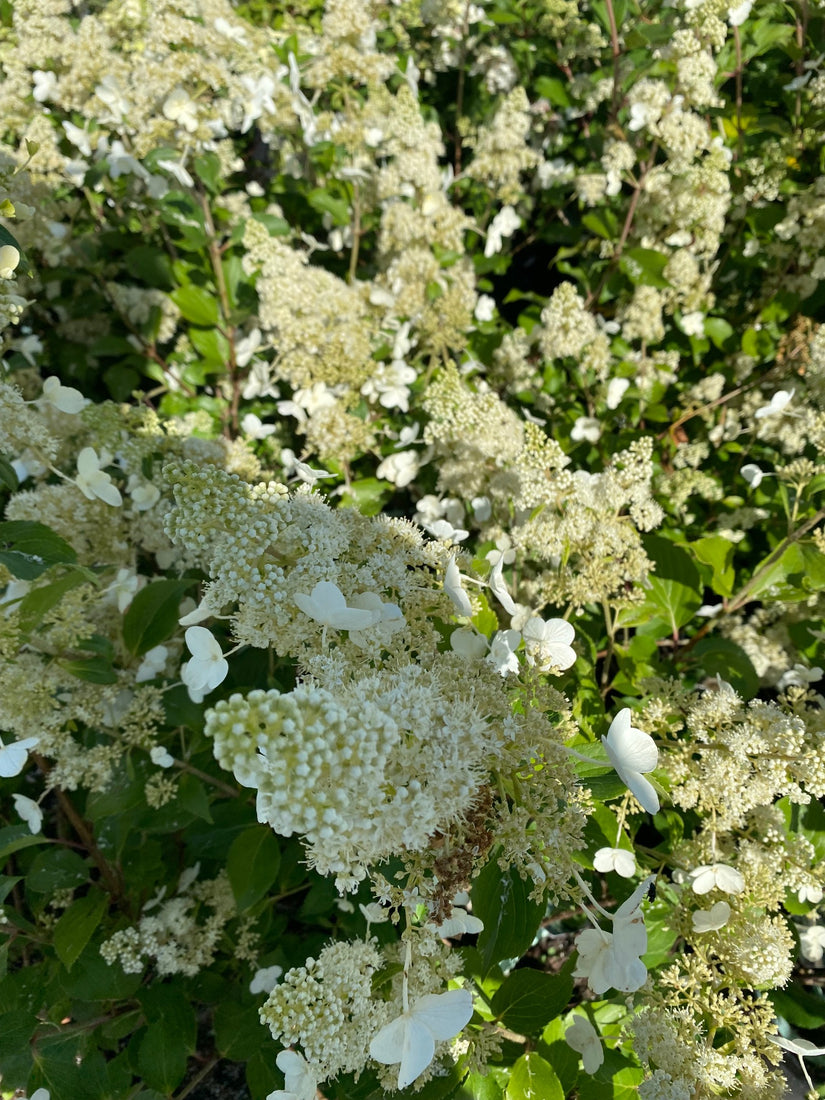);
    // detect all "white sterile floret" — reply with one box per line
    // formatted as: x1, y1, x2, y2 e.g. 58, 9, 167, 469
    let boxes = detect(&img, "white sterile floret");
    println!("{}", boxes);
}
376, 450, 420, 487
128, 479, 161, 510
799, 925, 825, 963
109, 568, 140, 613
0, 735, 40, 777
12, 793, 43, 834
40, 376, 87, 414
606, 377, 630, 409
162, 87, 198, 132
425, 907, 484, 937
347, 593, 405, 648
728, 0, 752, 24
522, 617, 576, 671
689, 863, 745, 895
770, 1036, 825, 1097
369, 988, 474, 1089
680, 311, 705, 337
359, 902, 390, 925
150, 746, 175, 768
0, 244, 21, 279
488, 554, 517, 615
181, 627, 229, 699
593, 846, 636, 878
249, 964, 283, 995
602, 708, 659, 814
741, 463, 764, 488
487, 629, 521, 676
444, 557, 472, 616
75, 447, 123, 506
450, 627, 488, 659
267, 1050, 318, 1100
571, 416, 601, 444
692, 900, 731, 932
754, 388, 794, 419
574, 876, 655, 994
565, 1015, 604, 1074
293, 581, 377, 631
